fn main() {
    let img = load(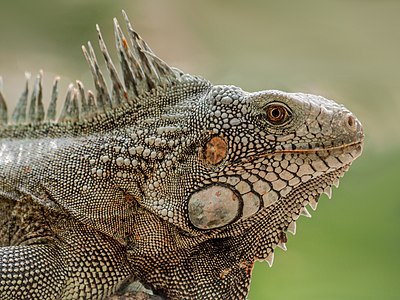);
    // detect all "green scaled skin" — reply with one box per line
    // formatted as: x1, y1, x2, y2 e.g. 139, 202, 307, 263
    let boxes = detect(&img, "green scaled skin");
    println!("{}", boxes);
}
0, 11, 364, 300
